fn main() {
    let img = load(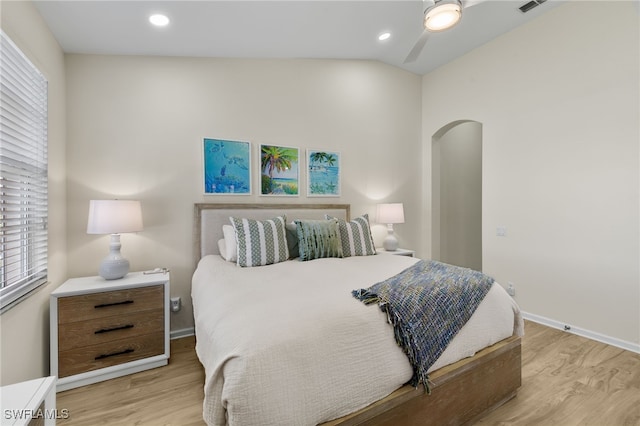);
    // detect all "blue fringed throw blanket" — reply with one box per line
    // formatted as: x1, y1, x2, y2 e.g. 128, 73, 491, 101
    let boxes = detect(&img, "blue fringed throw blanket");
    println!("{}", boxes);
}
352, 260, 494, 393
